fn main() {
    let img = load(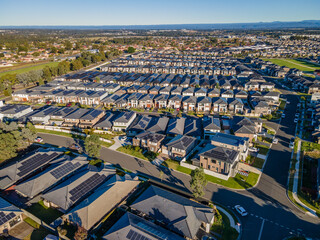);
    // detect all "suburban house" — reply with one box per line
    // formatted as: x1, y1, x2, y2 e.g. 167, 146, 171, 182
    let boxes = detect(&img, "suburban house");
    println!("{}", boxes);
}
133, 131, 166, 152
198, 144, 239, 176
154, 94, 169, 108
162, 135, 197, 160
93, 112, 118, 130
168, 95, 182, 109
212, 98, 228, 112
112, 111, 137, 131
78, 109, 105, 129
48, 107, 77, 125
0, 104, 33, 121
63, 174, 139, 231
203, 116, 221, 139
127, 115, 152, 136
210, 133, 249, 161
131, 185, 215, 239
197, 96, 212, 112
145, 116, 169, 134
103, 212, 185, 240
63, 108, 91, 127
0, 197, 23, 234
166, 117, 185, 136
